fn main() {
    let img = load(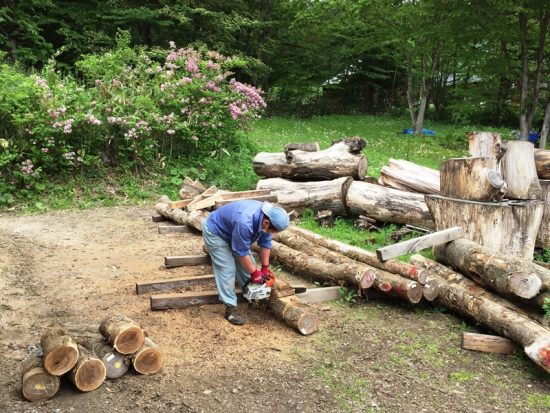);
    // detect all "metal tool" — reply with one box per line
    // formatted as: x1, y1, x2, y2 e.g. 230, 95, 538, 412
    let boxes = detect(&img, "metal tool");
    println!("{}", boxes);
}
242, 270, 276, 301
